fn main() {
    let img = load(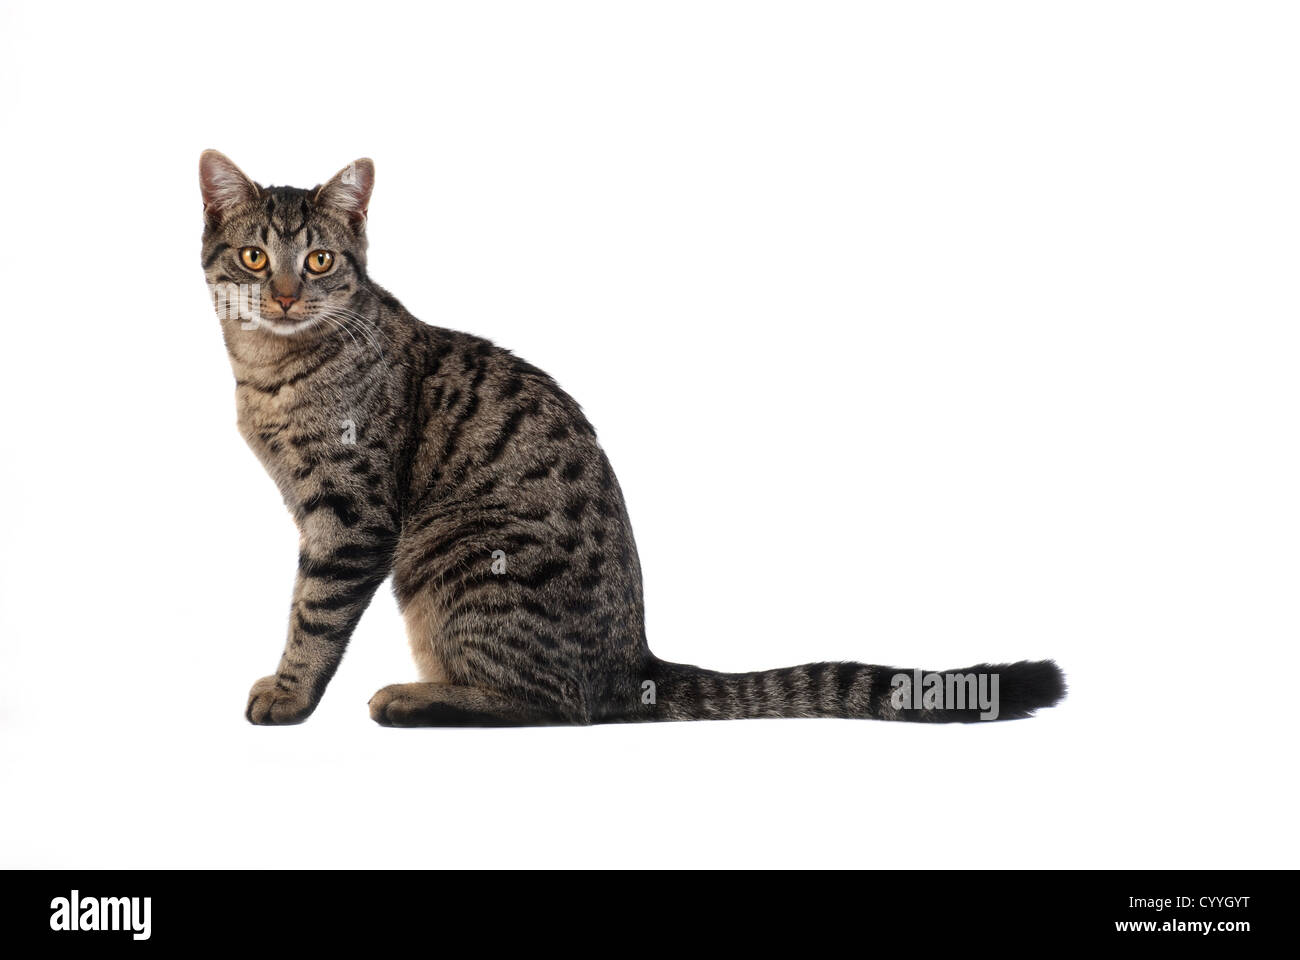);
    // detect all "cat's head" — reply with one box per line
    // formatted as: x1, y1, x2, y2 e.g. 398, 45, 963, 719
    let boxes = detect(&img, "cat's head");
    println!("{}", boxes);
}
199, 150, 374, 336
